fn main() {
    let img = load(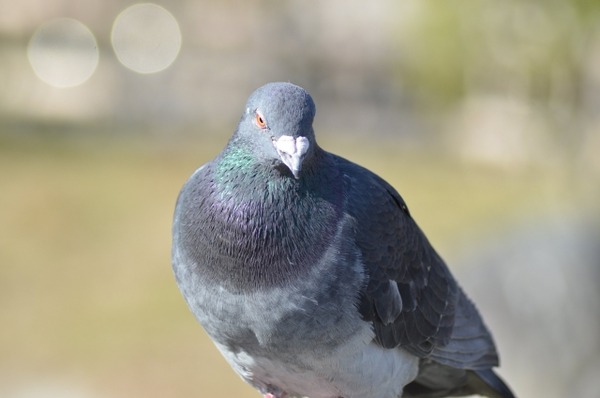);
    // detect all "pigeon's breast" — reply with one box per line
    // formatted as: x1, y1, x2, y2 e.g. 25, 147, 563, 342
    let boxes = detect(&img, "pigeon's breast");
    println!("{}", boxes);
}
189, 211, 367, 353
174, 168, 346, 293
